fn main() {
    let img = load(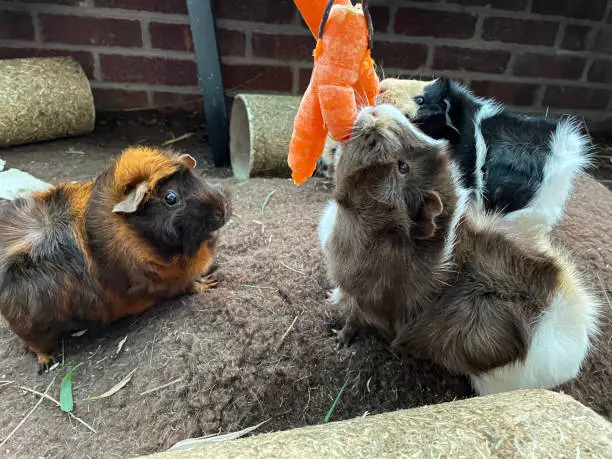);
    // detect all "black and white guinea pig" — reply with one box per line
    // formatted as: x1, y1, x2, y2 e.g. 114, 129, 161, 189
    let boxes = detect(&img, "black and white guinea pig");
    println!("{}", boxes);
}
317, 76, 593, 231
376, 77, 593, 229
